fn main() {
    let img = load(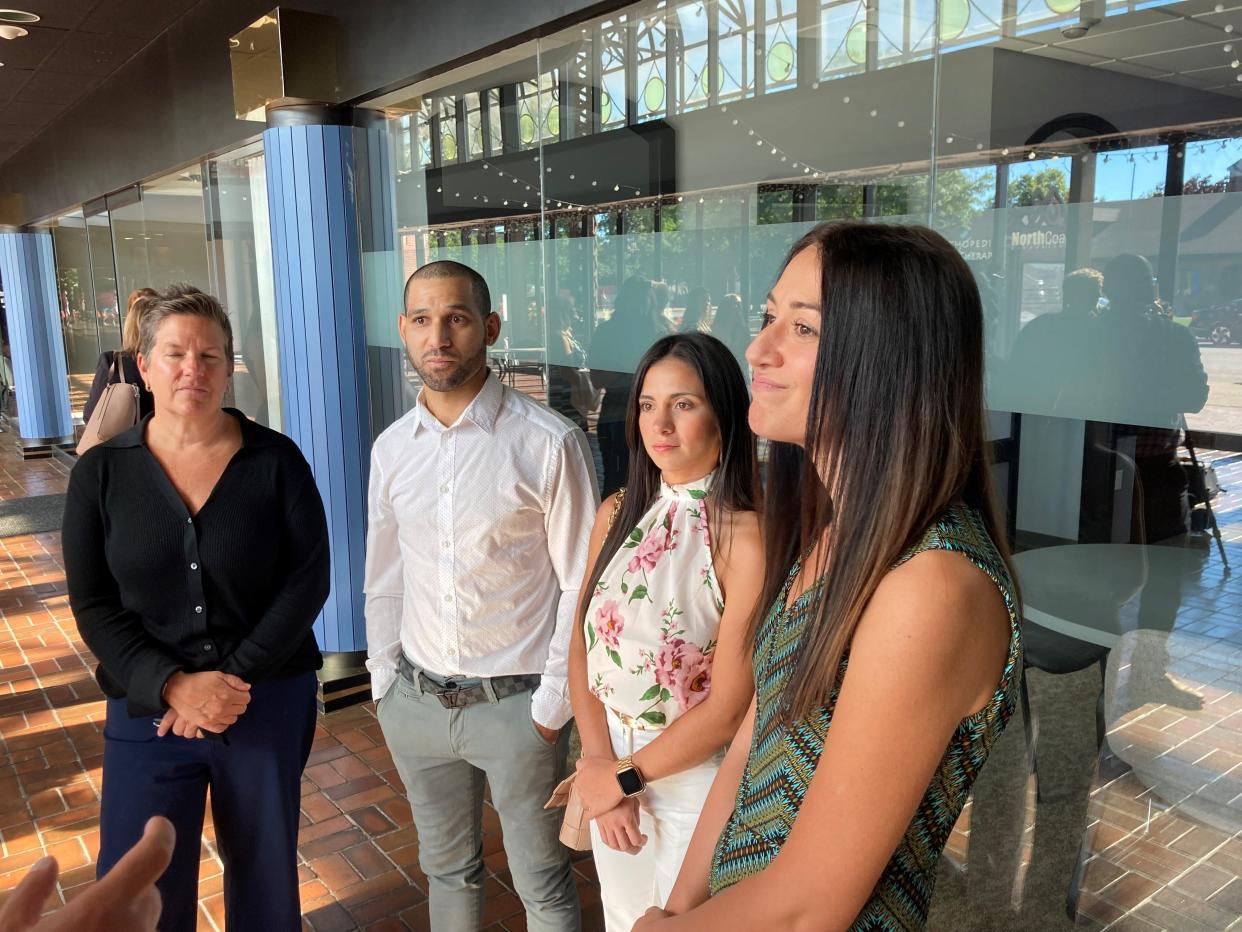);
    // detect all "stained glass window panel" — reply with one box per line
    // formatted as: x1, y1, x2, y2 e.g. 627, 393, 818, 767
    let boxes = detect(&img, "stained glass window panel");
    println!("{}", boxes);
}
821, 0, 868, 77
676, 2, 710, 112
764, 0, 798, 92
